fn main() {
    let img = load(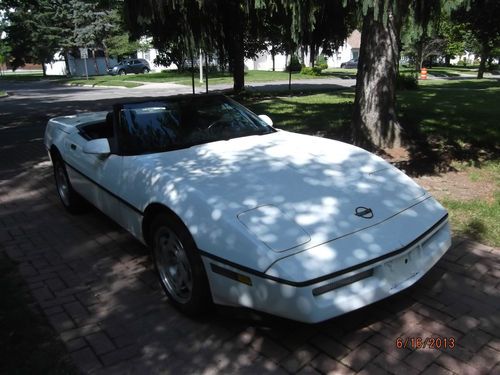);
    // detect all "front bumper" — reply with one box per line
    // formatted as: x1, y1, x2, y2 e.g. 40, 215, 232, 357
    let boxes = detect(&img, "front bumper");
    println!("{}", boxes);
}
203, 217, 451, 323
